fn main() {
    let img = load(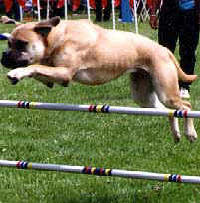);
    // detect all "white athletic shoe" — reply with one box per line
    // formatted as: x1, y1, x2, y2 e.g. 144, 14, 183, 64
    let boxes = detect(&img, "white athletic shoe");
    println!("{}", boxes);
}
180, 88, 190, 99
